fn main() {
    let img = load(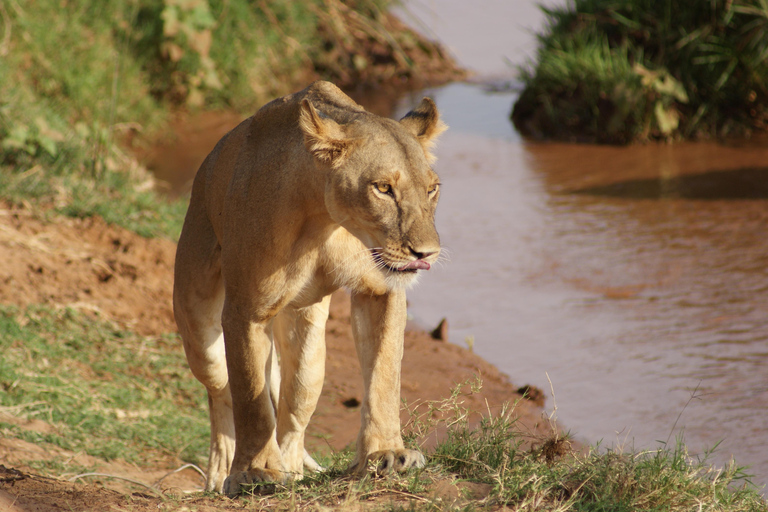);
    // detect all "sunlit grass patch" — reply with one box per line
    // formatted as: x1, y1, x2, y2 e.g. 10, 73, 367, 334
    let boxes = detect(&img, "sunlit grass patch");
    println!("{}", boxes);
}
0, 305, 208, 468
0, 163, 188, 240
249, 381, 767, 511
412, 390, 765, 511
